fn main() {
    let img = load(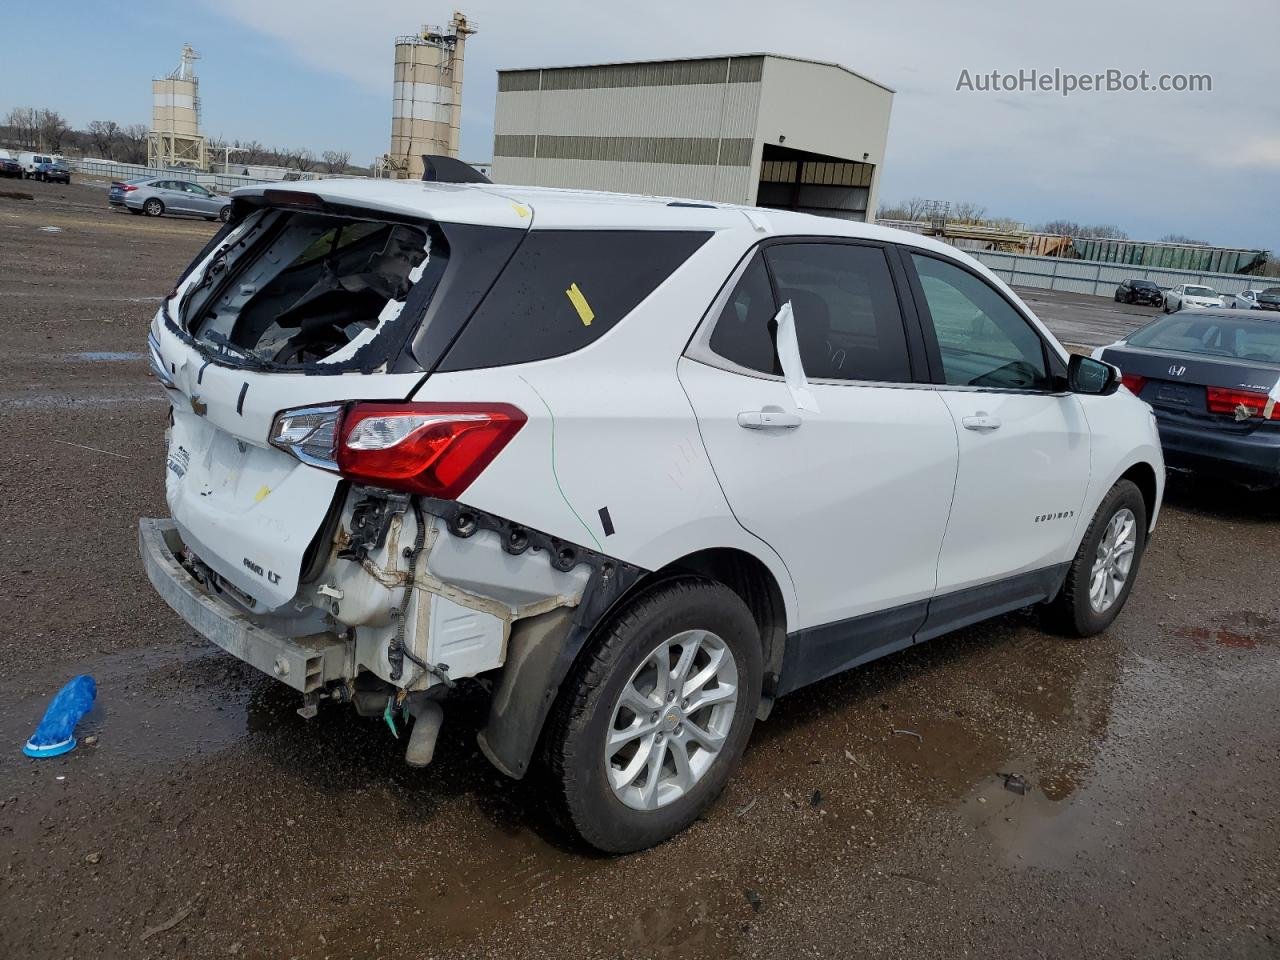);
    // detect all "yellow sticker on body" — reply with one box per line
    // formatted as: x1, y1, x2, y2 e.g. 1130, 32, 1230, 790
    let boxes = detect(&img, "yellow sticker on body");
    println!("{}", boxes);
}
511, 203, 530, 218
565, 282, 594, 326
254, 485, 271, 503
